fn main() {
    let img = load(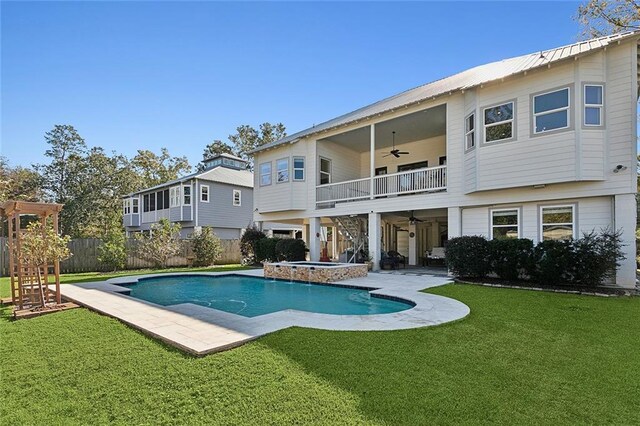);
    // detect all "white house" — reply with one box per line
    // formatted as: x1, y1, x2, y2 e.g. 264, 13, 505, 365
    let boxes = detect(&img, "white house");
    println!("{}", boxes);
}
251, 32, 638, 288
